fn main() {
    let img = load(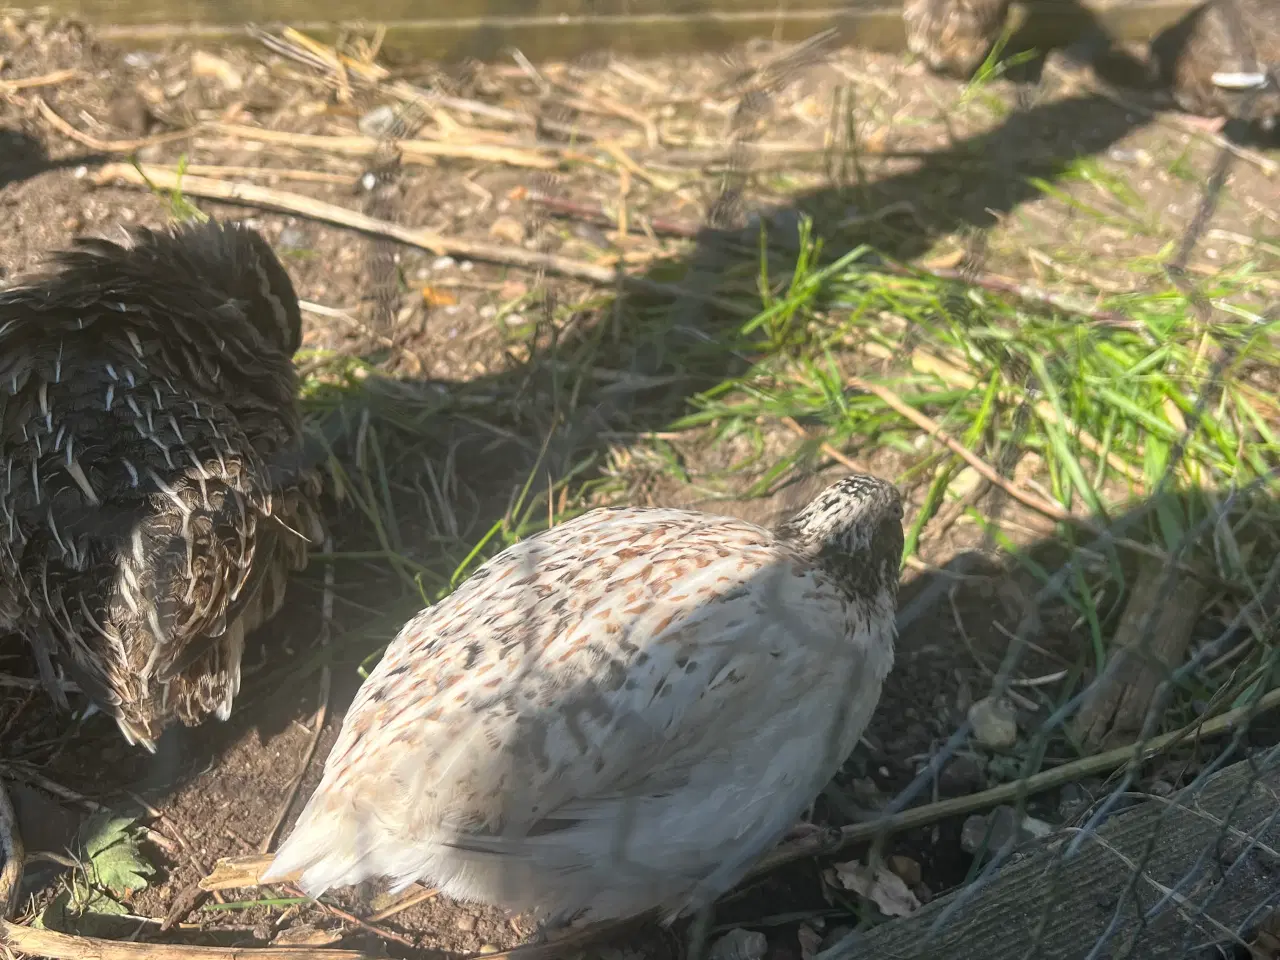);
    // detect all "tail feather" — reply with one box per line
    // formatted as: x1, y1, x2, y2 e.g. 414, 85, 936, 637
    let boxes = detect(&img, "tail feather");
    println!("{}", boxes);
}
262, 792, 399, 897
